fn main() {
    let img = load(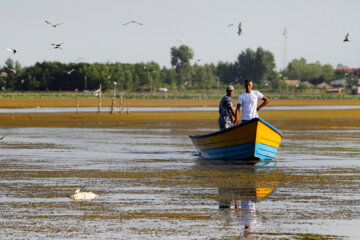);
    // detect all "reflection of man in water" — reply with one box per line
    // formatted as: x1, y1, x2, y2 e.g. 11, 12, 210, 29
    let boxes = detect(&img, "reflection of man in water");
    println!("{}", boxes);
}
237, 199, 266, 237
218, 198, 266, 237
